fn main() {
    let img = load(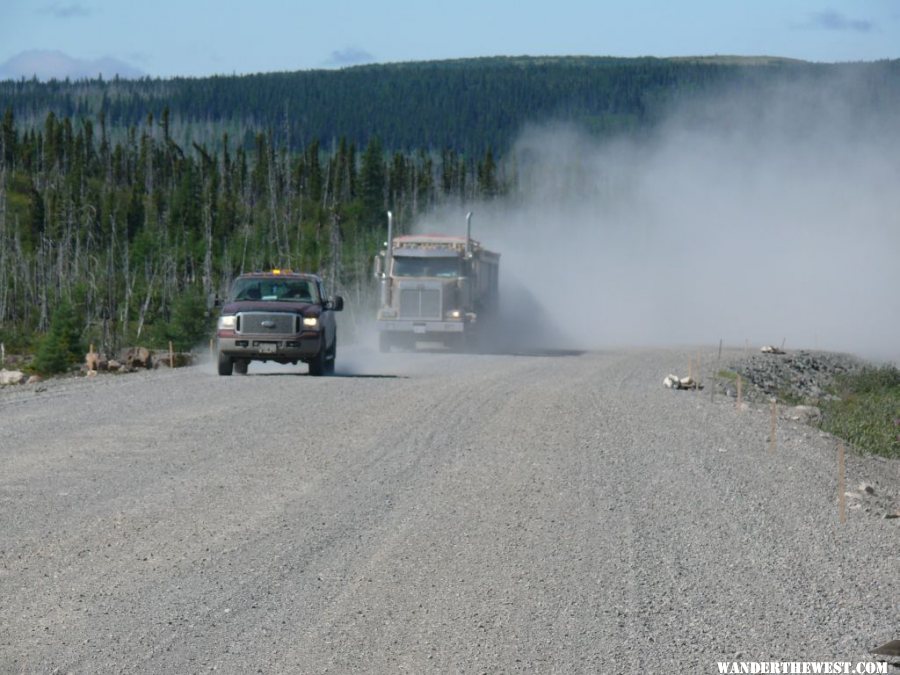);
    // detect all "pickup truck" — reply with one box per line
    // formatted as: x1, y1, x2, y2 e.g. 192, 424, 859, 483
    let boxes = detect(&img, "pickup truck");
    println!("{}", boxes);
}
215, 270, 343, 376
